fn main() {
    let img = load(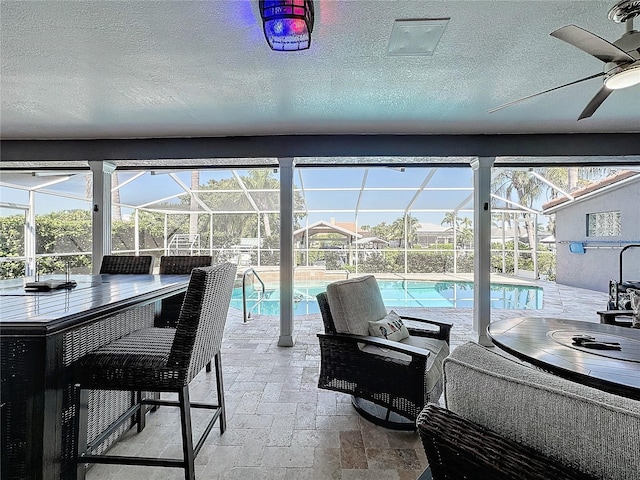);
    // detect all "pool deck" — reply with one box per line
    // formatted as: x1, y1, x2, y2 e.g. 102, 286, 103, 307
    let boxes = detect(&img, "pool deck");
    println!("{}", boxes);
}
86, 278, 610, 480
